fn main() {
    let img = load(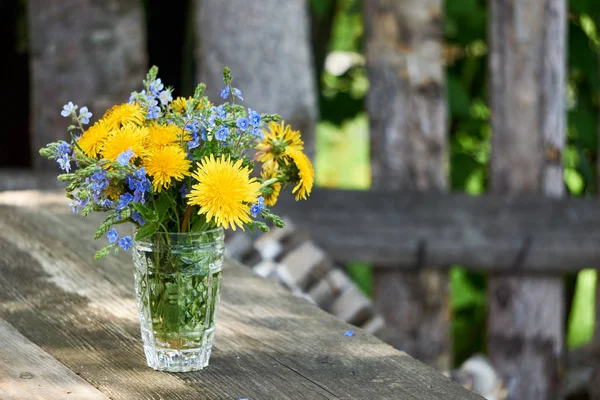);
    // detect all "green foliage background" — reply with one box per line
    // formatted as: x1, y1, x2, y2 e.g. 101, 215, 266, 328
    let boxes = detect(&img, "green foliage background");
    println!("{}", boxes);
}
312, 0, 600, 366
